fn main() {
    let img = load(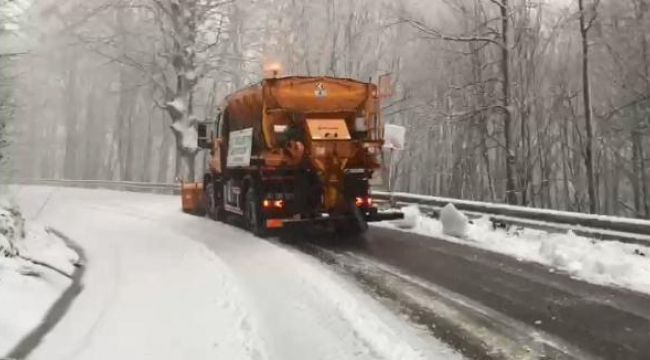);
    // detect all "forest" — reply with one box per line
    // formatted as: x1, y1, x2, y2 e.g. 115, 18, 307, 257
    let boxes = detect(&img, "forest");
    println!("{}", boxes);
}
0, 0, 649, 218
